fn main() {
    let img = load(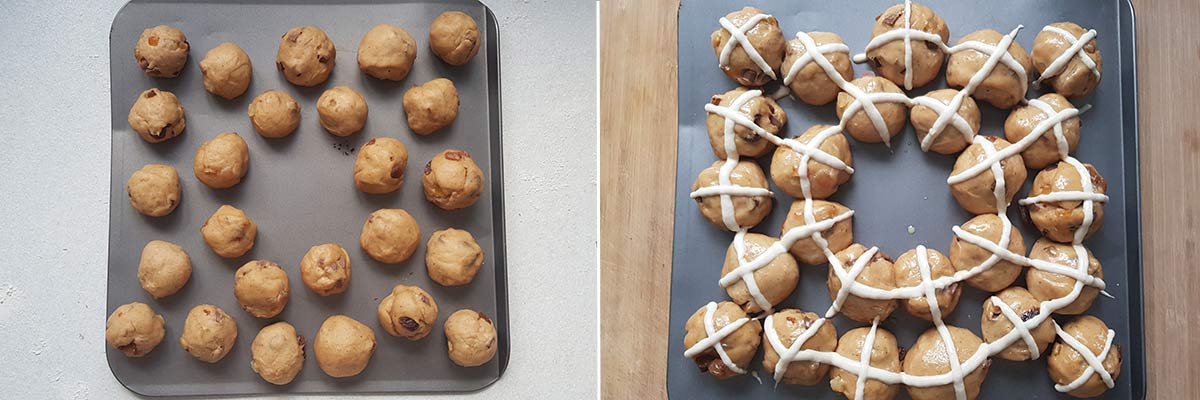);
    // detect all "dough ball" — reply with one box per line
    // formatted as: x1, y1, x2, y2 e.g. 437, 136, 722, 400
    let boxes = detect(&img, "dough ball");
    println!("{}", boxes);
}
429, 12, 481, 66
781, 200, 853, 265
683, 301, 761, 379
949, 136, 1026, 215
1033, 22, 1102, 98
105, 302, 166, 357
949, 214, 1025, 292
317, 86, 368, 137
770, 125, 852, 199
137, 240, 191, 298
903, 326, 989, 400
1024, 161, 1107, 243
276, 26, 336, 87
201, 205, 257, 258
377, 284, 439, 340
193, 132, 250, 189
126, 164, 181, 217
199, 42, 252, 100
829, 326, 900, 400
444, 309, 499, 367
250, 322, 305, 385
761, 309, 836, 385
782, 32, 852, 105
710, 7, 785, 86
1047, 316, 1122, 398
1027, 239, 1102, 315
827, 244, 897, 323
127, 88, 186, 143
691, 160, 772, 231
981, 287, 1055, 361
721, 233, 799, 314
403, 78, 460, 135
359, 208, 421, 263
134, 25, 189, 77
893, 247, 961, 321
357, 23, 417, 81
1005, 93, 1081, 169
300, 243, 351, 296
234, 260, 290, 318
946, 29, 1032, 109
247, 90, 301, 138
836, 76, 908, 144
911, 89, 981, 155
864, 2, 950, 89
314, 315, 376, 378
706, 87, 786, 158
422, 149, 484, 210
426, 228, 484, 286
353, 137, 408, 194
180, 304, 238, 363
